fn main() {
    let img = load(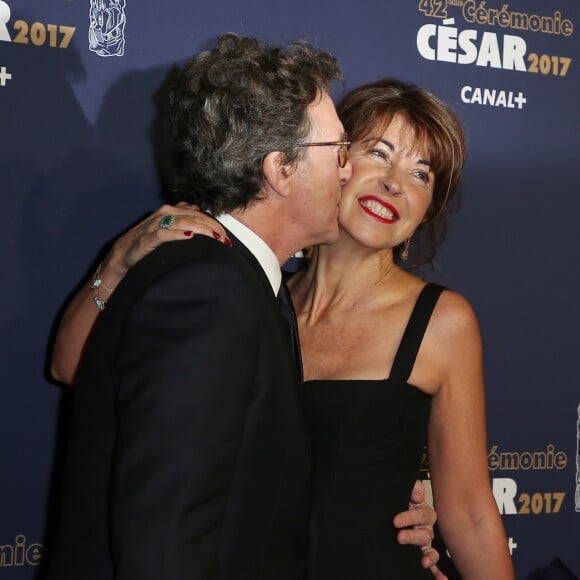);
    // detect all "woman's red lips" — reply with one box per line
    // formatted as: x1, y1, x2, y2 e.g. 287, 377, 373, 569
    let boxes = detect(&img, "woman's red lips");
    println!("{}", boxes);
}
358, 196, 399, 223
